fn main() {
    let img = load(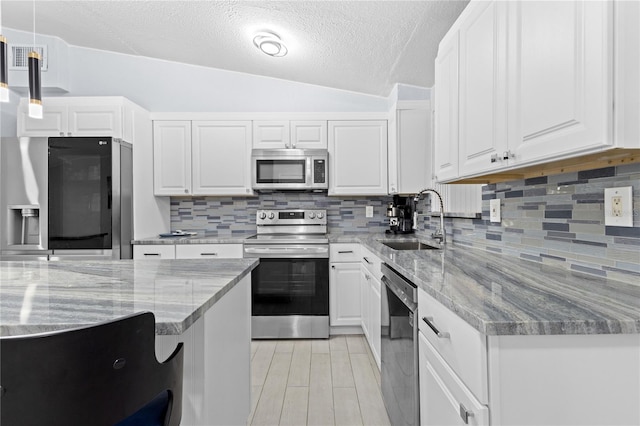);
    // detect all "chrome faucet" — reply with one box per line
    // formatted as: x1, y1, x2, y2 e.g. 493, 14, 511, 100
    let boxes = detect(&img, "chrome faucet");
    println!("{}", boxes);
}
413, 188, 446, 245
